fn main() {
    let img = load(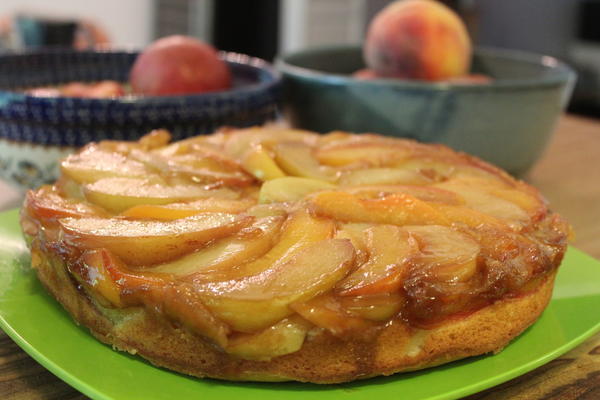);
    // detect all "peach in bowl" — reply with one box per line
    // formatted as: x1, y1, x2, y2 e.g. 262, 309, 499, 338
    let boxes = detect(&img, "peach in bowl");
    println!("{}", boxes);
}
277, 0, 576, 176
